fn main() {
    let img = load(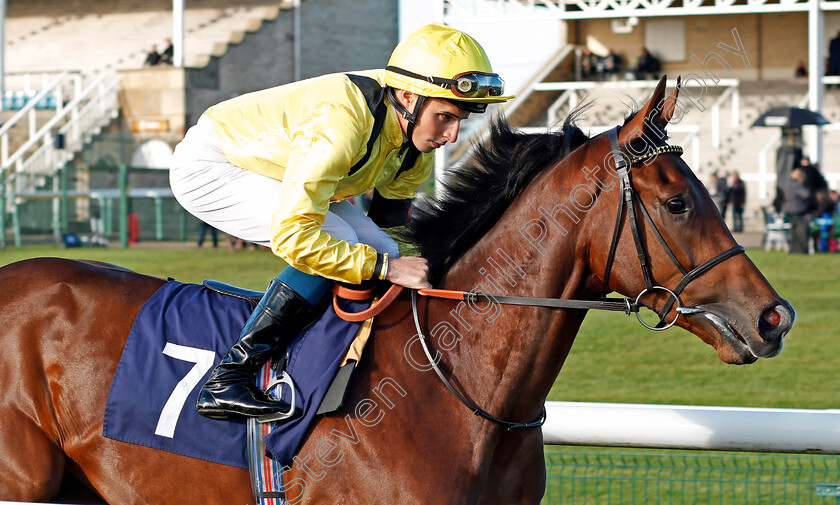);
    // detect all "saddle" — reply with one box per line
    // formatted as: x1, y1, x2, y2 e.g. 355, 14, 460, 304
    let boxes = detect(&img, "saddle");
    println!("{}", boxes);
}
103, 278, 380, 472
202, 279, 385, 504
201, 278, 381, 414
